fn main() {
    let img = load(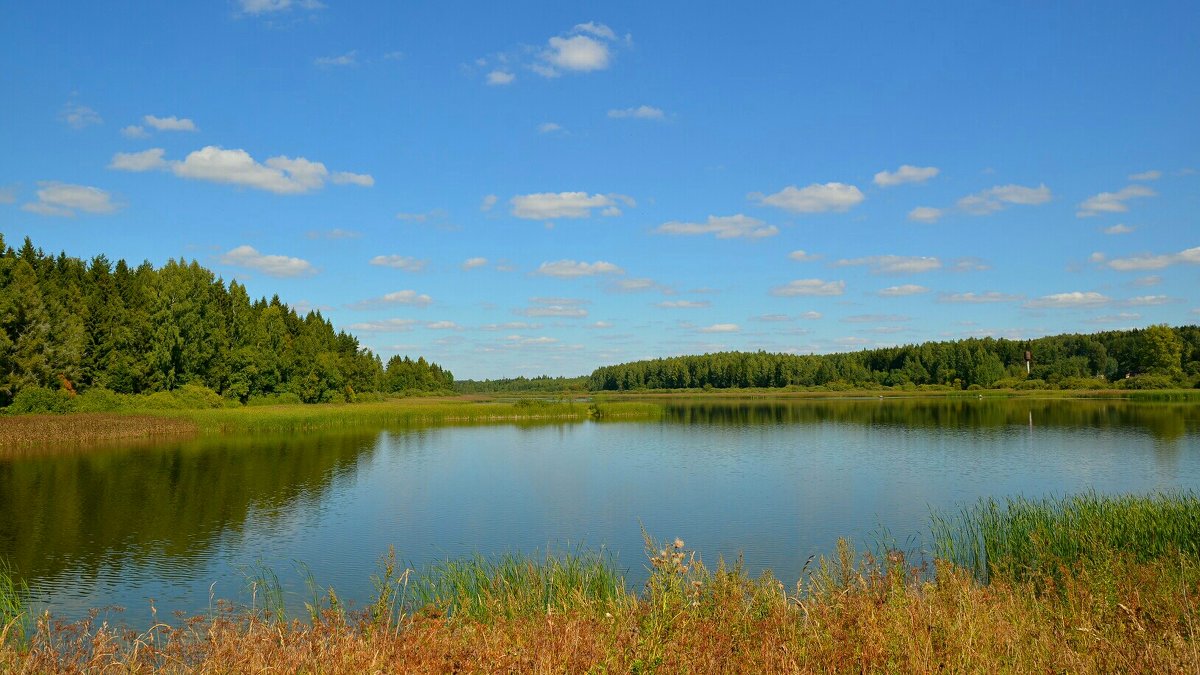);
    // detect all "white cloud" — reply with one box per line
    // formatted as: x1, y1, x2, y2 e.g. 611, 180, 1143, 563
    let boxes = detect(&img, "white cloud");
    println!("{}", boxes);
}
237, 0, 323, 14
1128, 170, 1161, 181
510, 192, 624, 219
109, 148, 168, 171
588, 321, 614, 329
835, 255, 941, 275
800, 311, 823, 320
938, 291, 1023, 303
369, 255, 427, 272
770, 279, 846, 297
534, 259, 624, 278
0, 185, 15, 204
608, 105, 665, 120
1132, 275, 1161, 287
487, 70, 515, 85
483, 321, 542, 331
788, 250, 820, 262
907, 206, 943, 223
143, 115, 198, 132
842, 314, 910, 324
219, 245, 317, 278
1076, 185, 1156, 217
462, 257, 488, 270
115, 146, 373, 194
517, 297, 589, 318
480, 194, 498, 211
315, 51, 358, 68
306, 228, 360, 239
542, 34, 610, 74
878, 284, 929, 296
1125, 295, 1169, 306
752, 182, 864, 213
873, 165, 939, 187
609, 278, 670, 293
572, 22, 616, 39
347, 319, 419, 332
538, 122, 563, 133
957, 184, 1051, 215
1024, 291, 1109, 309
698, 323, 739, 333
426, 321, 462, 330
655, 214, 777, 239
657, 300, 710, 309
1105, 246, 1200, 271
332, 171, 374, 187
349, 290, 433, 309
1103, 223, 1134, 235
60, 103, 102, 129
1085, 312, 1141, 325
22, 182, 119, 217
121, 125, 149, 138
